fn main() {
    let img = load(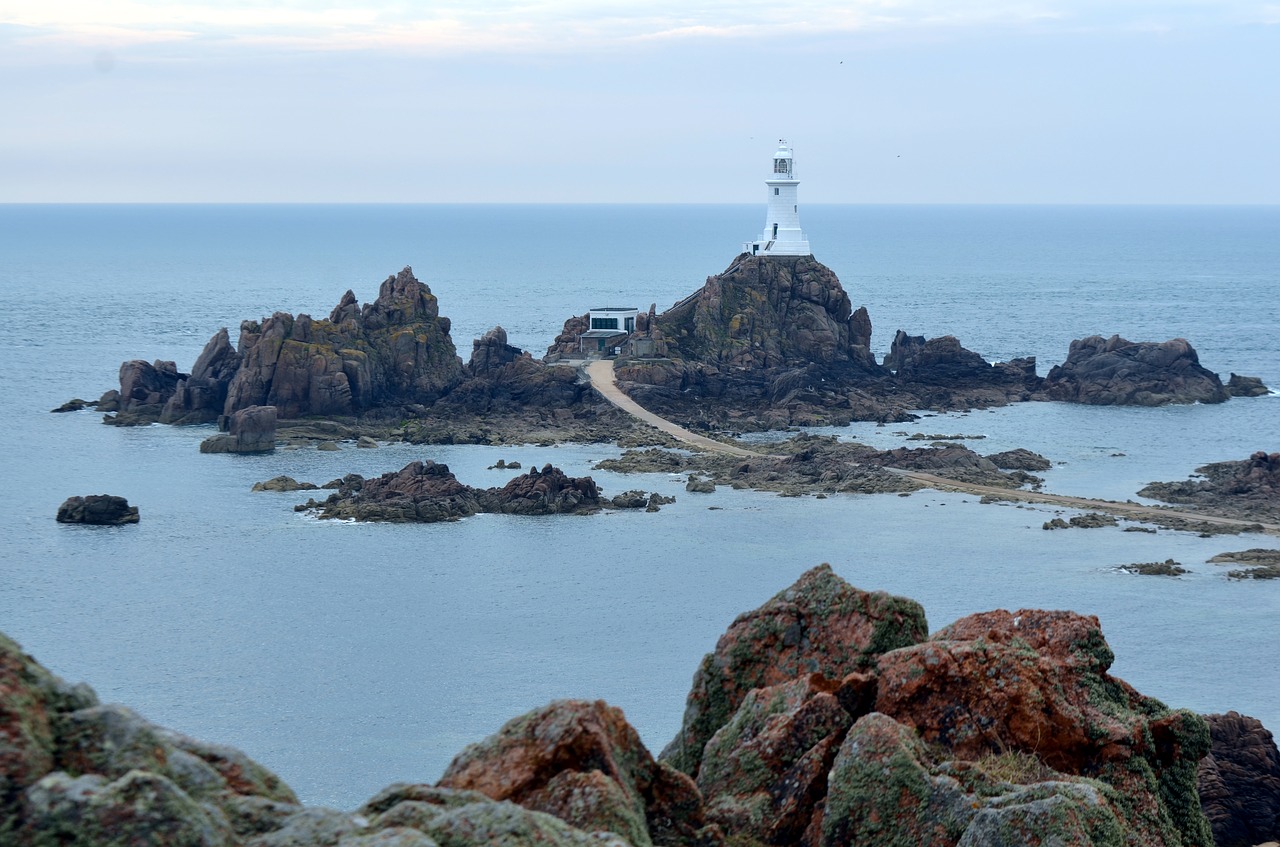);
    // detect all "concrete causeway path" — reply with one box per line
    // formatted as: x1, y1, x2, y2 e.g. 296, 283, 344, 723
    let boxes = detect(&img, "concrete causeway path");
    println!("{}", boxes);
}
583, 359, 1280, 534
584, 359, 762, 458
